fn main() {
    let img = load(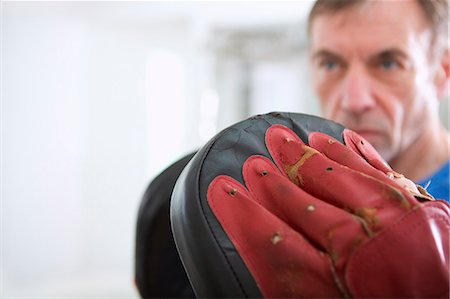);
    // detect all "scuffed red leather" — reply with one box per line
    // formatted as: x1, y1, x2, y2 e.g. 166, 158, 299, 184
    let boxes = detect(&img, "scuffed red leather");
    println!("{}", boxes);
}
207, 124, 450, 298
208, 172, 343, 298
324, 129, 433, 200
346, 201, 450, 298
309, 131, 425, 202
